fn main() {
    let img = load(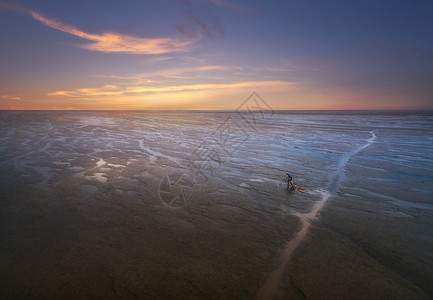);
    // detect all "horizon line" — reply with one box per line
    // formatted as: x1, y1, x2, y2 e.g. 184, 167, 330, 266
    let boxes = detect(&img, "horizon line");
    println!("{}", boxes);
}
1, 109, 432, 112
